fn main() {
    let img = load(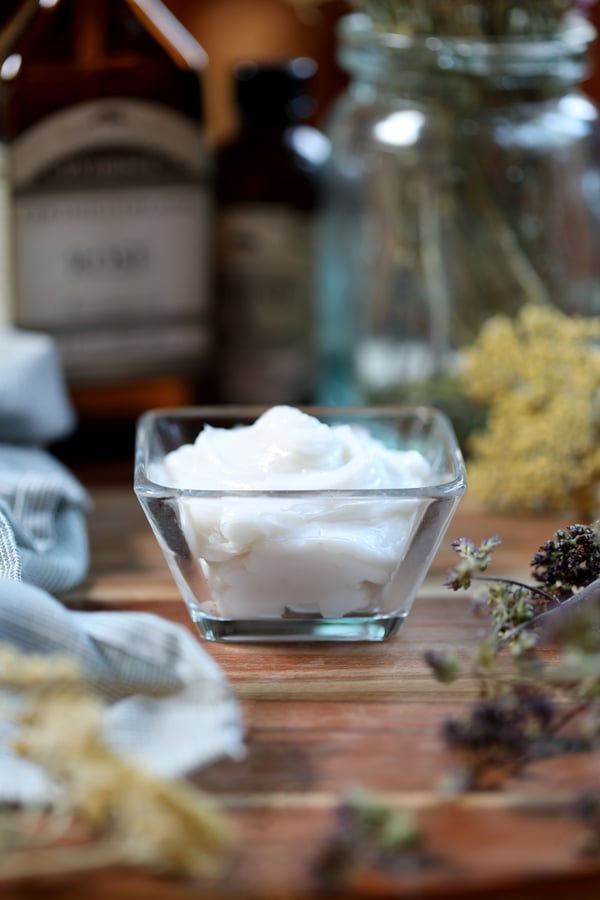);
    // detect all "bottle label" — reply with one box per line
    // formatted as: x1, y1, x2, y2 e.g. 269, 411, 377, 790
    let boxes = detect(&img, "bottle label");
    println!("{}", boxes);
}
217, 203, 313, 403
12, 99, 212, 382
